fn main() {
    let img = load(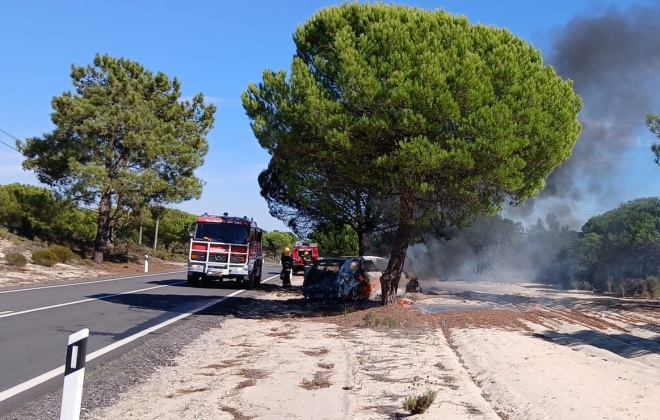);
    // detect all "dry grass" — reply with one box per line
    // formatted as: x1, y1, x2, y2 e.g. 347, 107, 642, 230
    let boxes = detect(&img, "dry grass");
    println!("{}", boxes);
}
402, 389, 438, 414
300, 371, 332, 390
266, 324, 298, 339
203, 360, 242, 369
165, 386, 210, 398
238, 368, 270, 380
321, 304, 443, 332
235, 379, 257, 389
219, 405, 254, 420
301, 347, 329, 356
